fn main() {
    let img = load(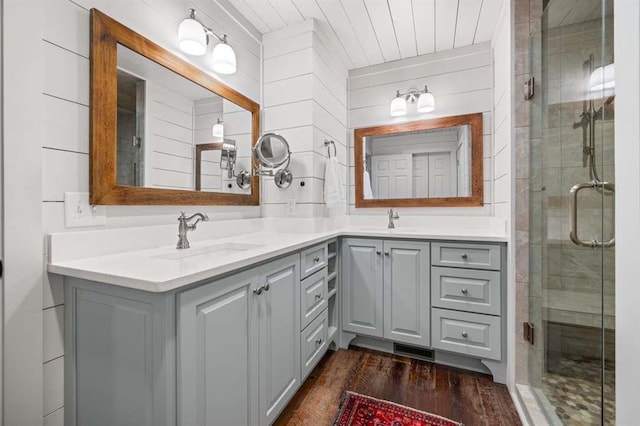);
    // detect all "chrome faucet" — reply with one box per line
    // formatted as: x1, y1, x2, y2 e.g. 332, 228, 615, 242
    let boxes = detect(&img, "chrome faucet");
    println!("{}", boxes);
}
387, 208, 400, 229
177, 211, 209, 249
